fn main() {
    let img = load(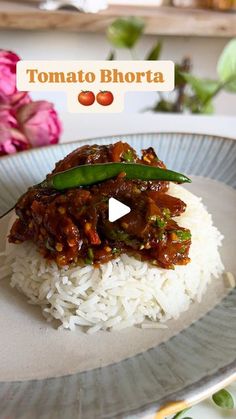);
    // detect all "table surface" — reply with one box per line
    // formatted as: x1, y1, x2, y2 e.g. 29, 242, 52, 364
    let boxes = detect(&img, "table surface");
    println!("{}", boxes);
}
61, 112, 236, 419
